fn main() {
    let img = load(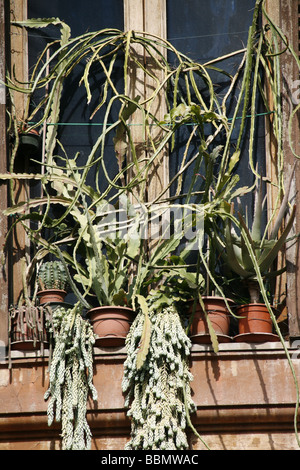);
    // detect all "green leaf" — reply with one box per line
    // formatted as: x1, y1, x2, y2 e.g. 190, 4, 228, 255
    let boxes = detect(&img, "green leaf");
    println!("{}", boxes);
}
238, 212, 259, 270
269, 163, 296, 240
149, 234, 182, 267
113, 96, 140, 173
135, 295, 151, 370
3, 196, 72, 216
258, 204, 296, 273
227, 149, 241, 175
198, 295, 219, 354
112, 289, 127, 306
251, 181, 263, 243
13, 17, 69, 31
224, 218, 252, 278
